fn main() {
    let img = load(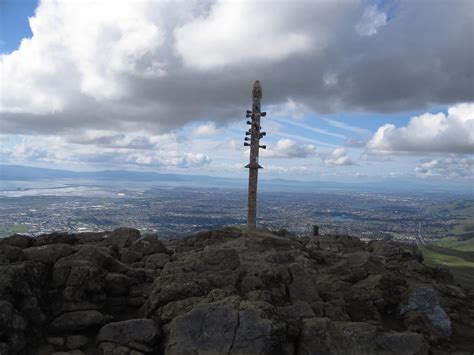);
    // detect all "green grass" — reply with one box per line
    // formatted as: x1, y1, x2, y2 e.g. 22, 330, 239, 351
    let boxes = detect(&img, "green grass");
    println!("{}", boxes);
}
421, 245, 474, 289
436, 234, 474, 252
0, 224, 29, 238
452, 217, 474, 234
